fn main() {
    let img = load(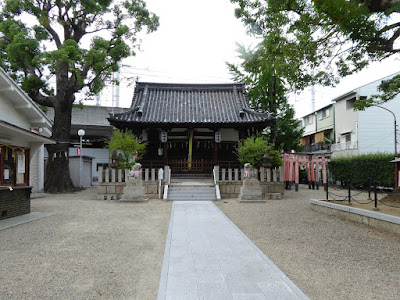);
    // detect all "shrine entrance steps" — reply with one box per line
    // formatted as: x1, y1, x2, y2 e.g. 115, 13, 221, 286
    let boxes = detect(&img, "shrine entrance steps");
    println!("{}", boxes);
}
167, 179, 216, 201
170, 172, 212, 179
